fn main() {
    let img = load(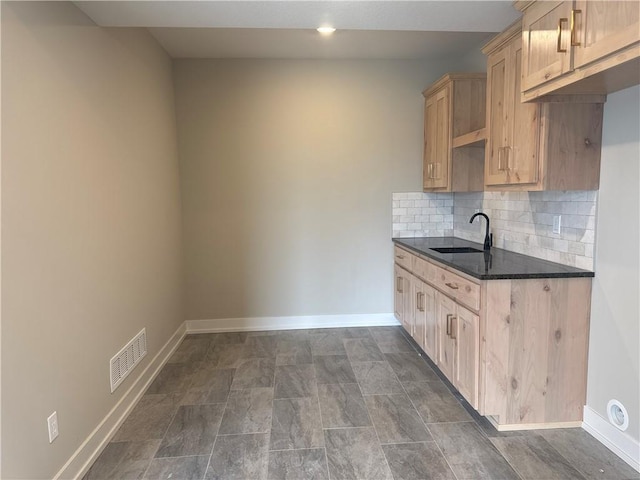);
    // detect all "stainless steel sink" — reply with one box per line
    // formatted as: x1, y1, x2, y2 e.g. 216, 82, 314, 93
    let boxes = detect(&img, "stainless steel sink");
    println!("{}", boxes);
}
430, 247, 484, 254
